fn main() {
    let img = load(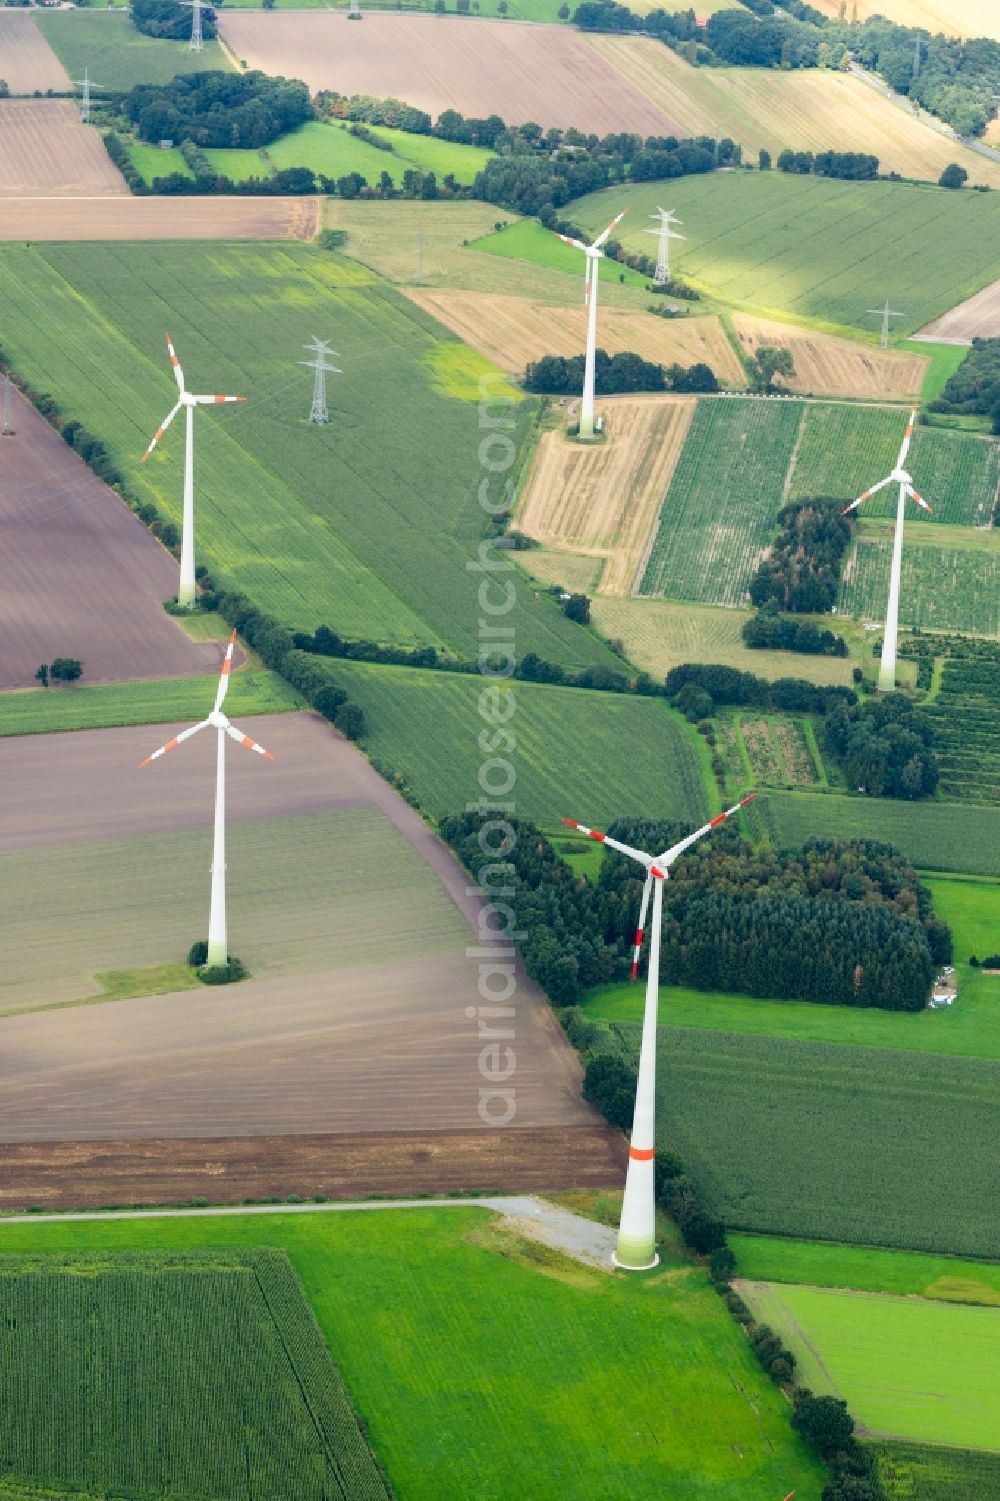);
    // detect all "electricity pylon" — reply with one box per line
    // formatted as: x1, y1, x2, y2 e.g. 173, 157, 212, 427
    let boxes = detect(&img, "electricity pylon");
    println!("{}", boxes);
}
299, 338, 342, 425
868, 299, 903, 350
